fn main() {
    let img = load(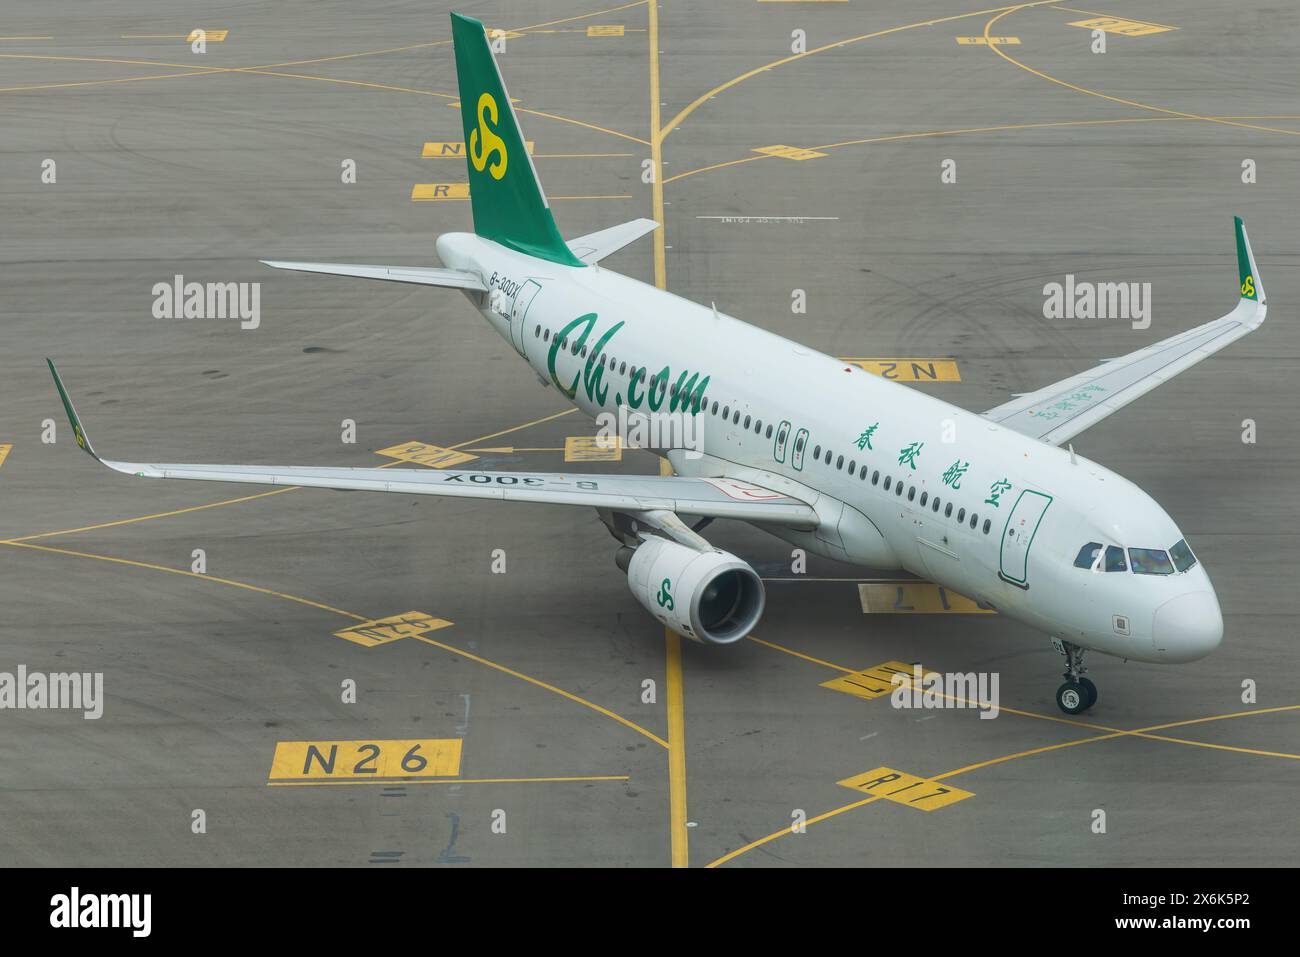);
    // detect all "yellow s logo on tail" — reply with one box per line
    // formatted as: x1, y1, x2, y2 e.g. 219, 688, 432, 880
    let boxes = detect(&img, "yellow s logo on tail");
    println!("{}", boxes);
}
469, 92, 508, 180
